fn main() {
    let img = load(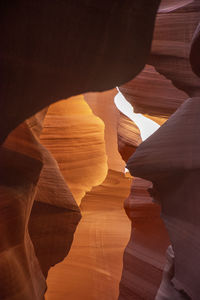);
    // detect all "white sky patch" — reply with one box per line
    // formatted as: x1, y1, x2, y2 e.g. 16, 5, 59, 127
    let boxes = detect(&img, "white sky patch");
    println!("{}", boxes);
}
114, 89, 160, 173
114, 90, 160, 141
124, 167, 130, 173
